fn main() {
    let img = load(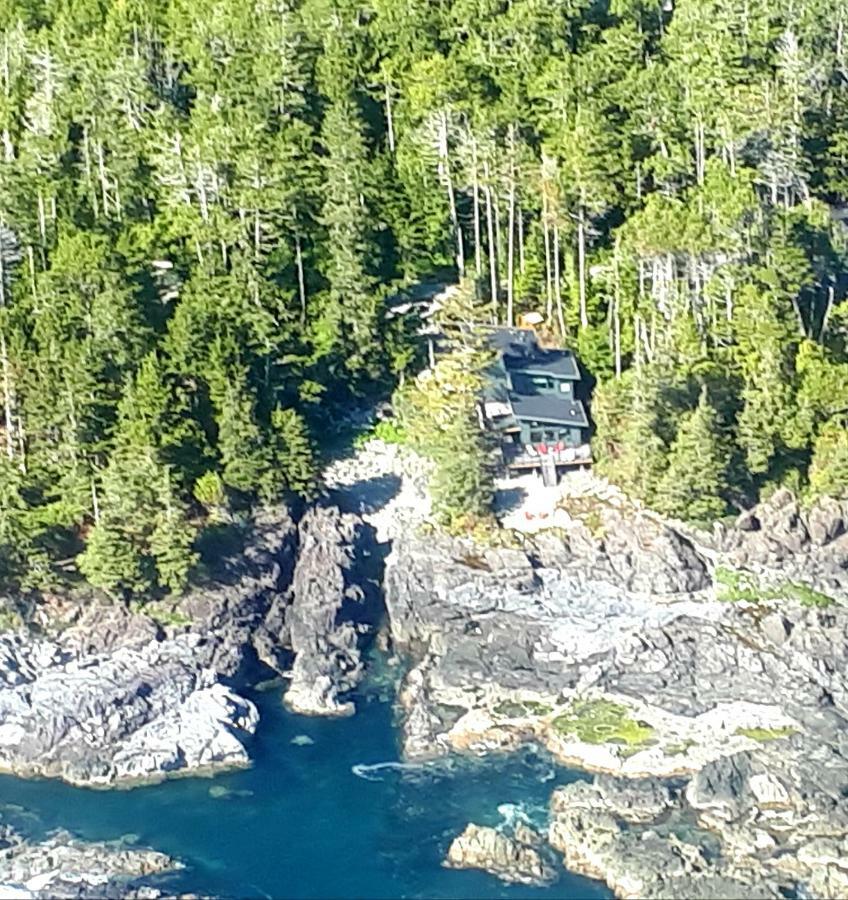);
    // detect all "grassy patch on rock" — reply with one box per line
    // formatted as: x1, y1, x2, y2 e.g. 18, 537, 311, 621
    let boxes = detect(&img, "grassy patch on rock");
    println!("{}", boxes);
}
735, 725, 797, 742
556, 496, 607, 539
715, 567, 834, 608
0, 605, 22, 632
494, 699, 553, 719
353, 419, 407, 449
130, 600, 192, 627
665, 739, 696, 756
551, 699, 653, 748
